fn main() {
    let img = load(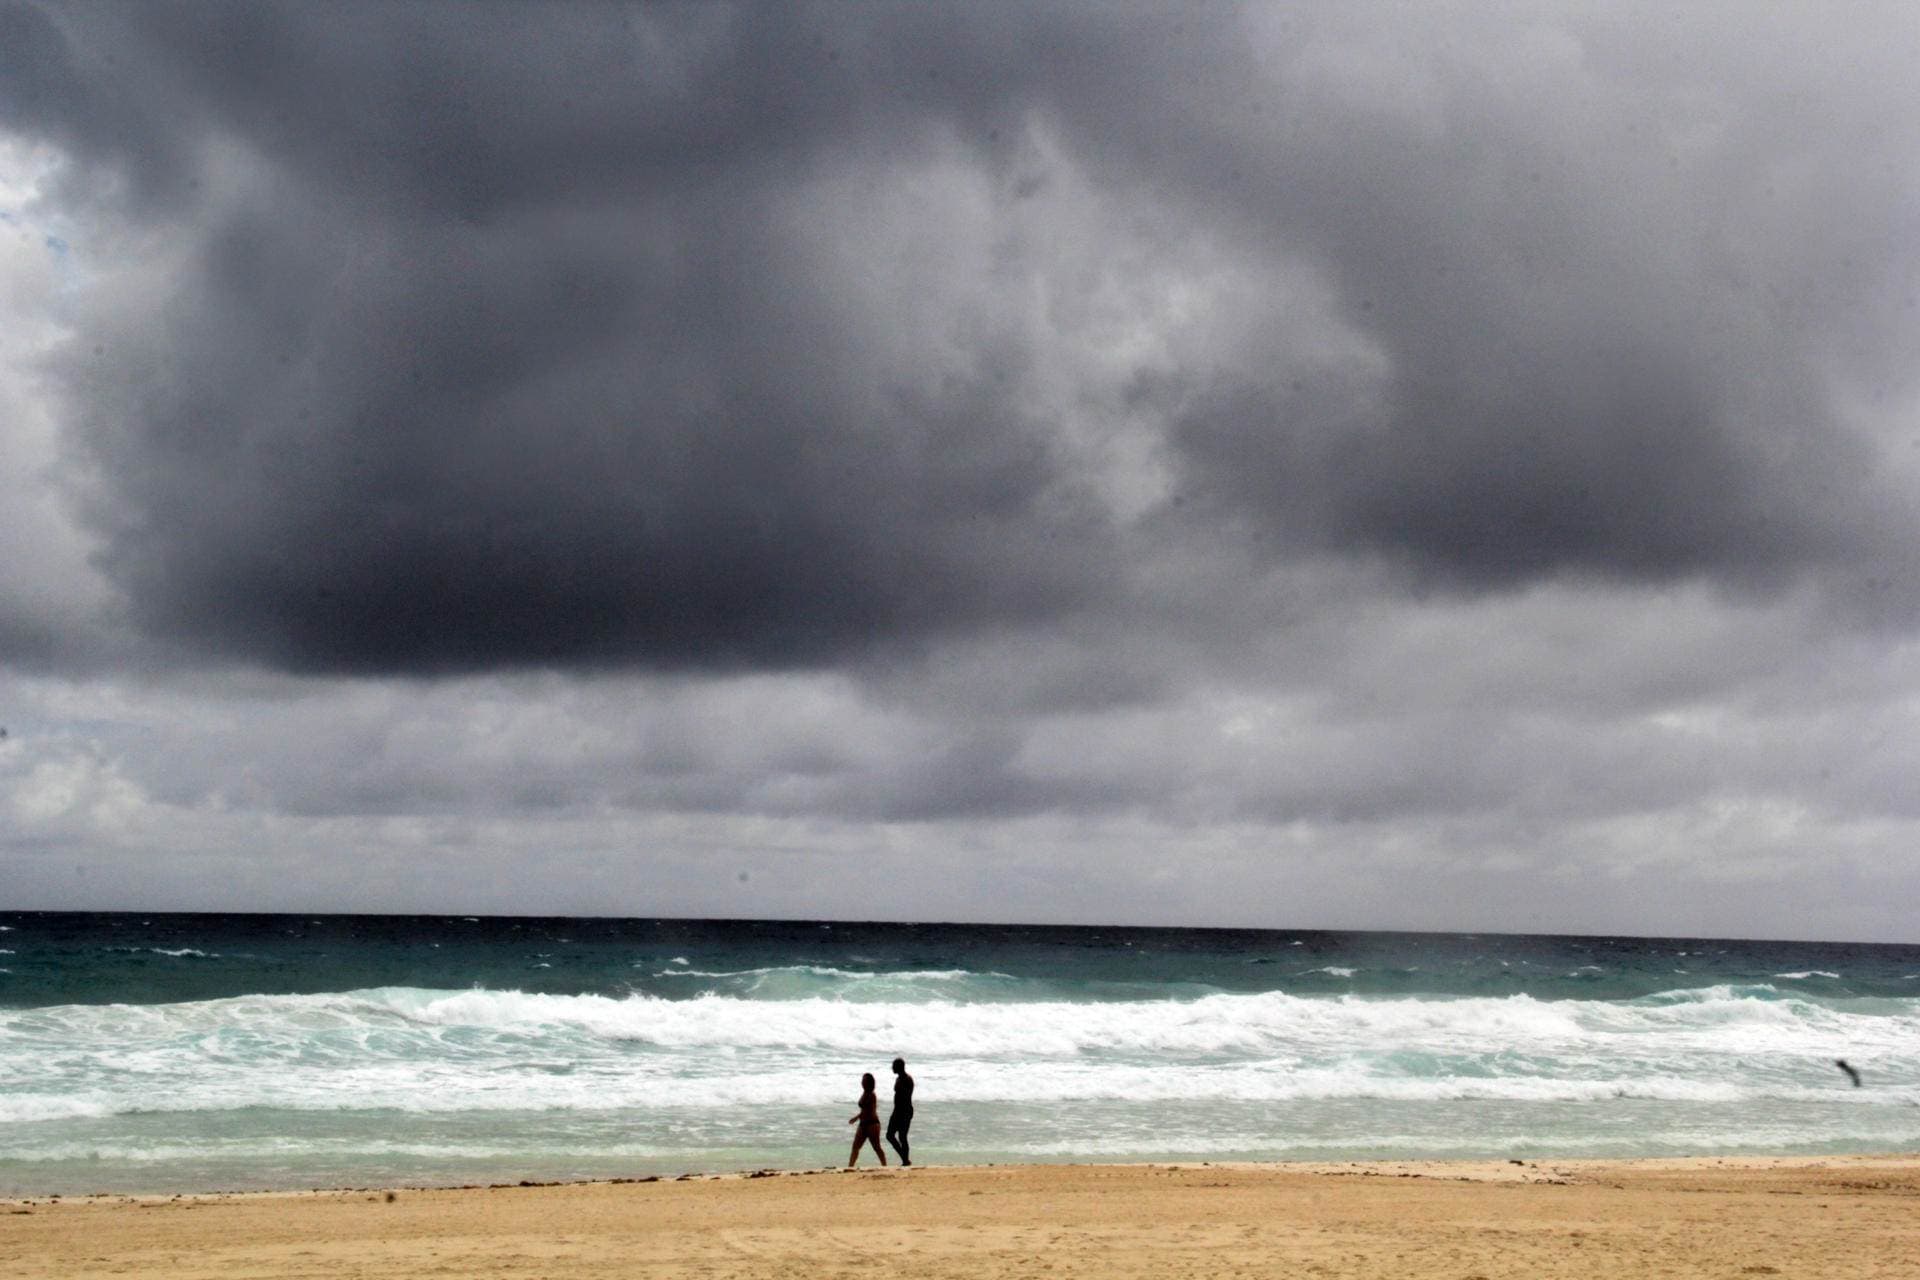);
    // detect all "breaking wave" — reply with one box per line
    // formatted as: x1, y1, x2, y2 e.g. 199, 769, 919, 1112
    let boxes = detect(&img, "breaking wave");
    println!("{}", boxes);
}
2, 983, 1913, 1125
